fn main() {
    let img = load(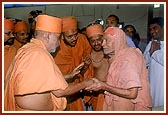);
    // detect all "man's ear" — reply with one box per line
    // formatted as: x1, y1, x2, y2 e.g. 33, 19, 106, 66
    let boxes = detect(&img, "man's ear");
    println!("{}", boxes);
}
61, 33, 64, 40
44, 32, 50, 42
